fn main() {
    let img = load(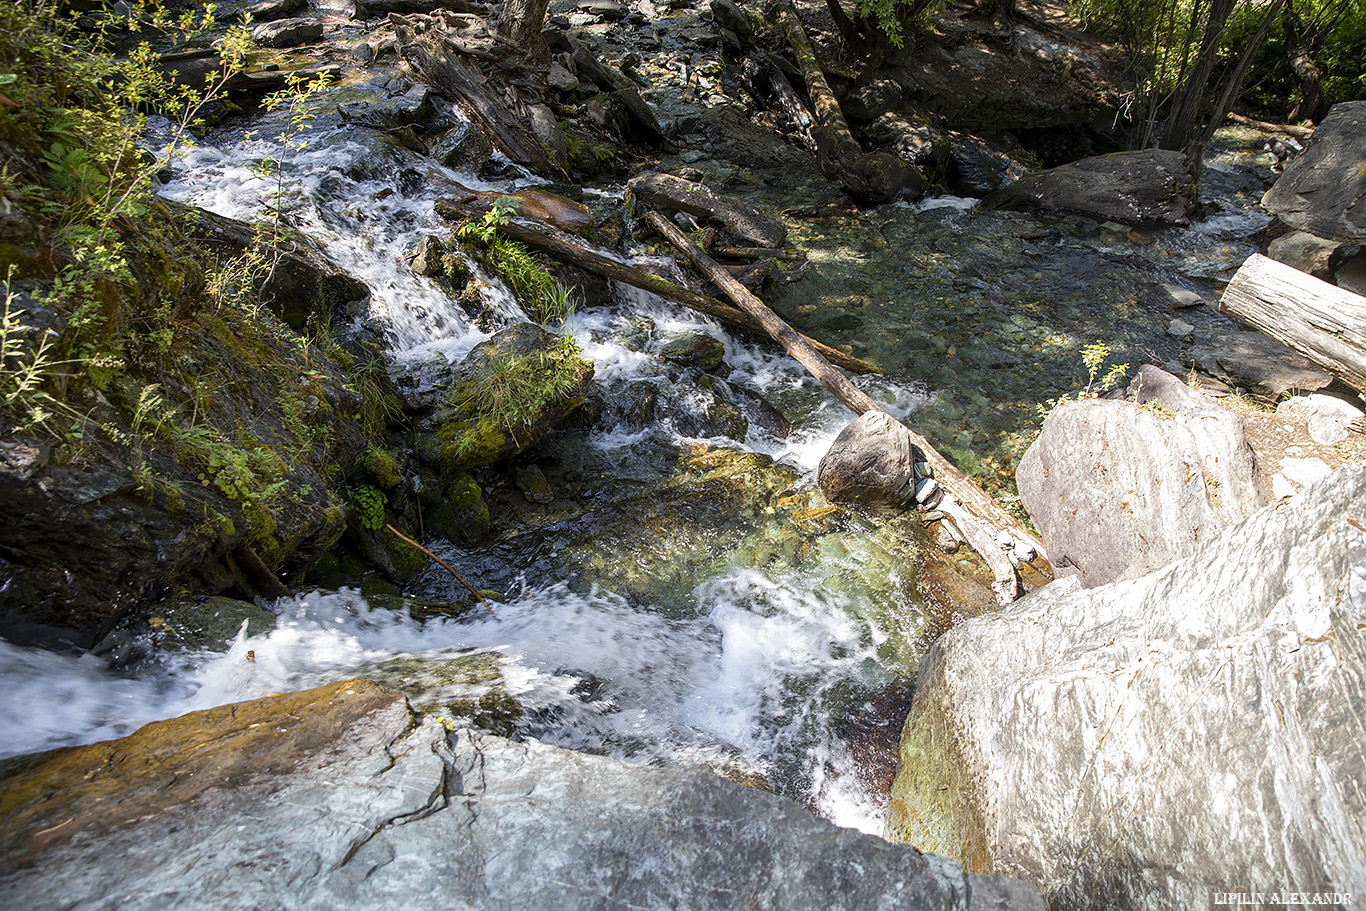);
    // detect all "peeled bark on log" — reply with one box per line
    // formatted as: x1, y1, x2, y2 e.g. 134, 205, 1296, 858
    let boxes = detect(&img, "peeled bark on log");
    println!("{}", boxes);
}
431, 197, 879, 374
648, 210, 1042, 603
758, 55, 817, 154
1219, 253, 1366, 395
773, 0, 909, 204
394, 20, 561, 179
